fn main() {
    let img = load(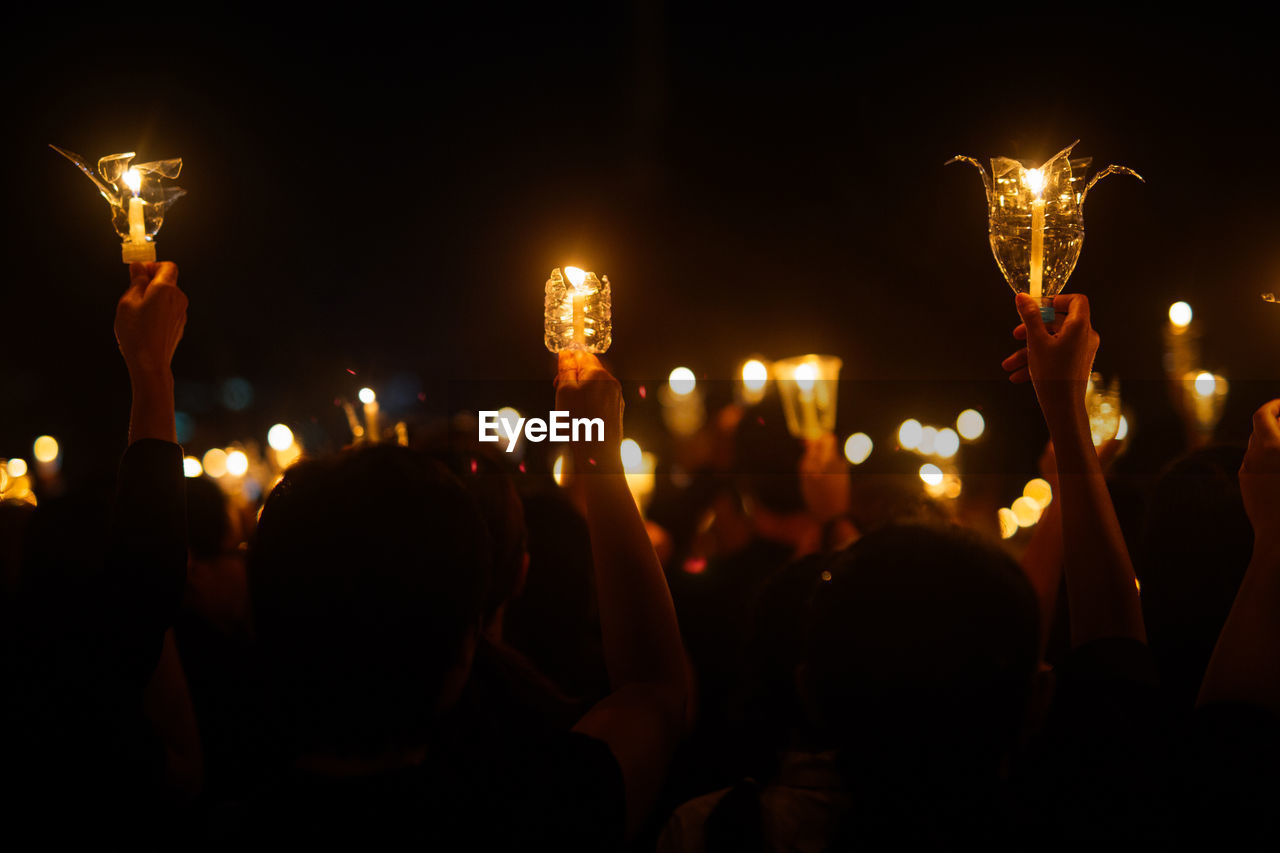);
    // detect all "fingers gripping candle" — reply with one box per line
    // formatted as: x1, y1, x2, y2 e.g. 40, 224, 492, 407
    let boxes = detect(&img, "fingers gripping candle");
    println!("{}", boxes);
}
545, 266, 612, 353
